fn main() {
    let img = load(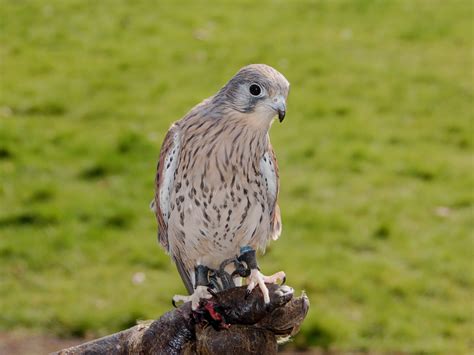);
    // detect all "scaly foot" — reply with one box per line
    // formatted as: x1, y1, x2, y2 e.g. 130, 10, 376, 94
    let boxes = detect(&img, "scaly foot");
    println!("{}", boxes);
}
172, 285, 213, 310
246, 269, 286, 303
